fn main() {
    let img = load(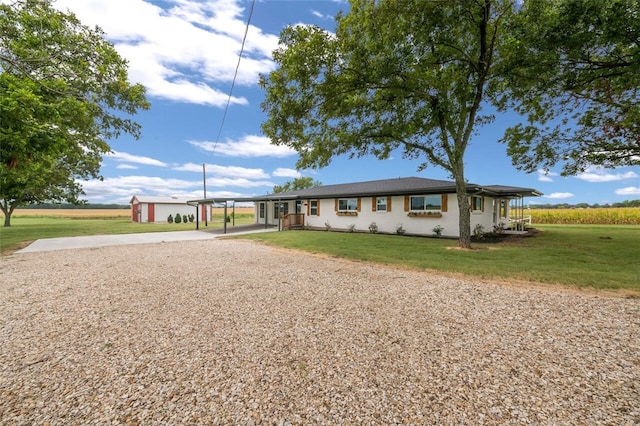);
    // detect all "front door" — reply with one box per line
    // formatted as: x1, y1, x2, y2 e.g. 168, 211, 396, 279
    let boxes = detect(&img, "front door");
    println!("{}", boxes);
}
148, 203, 155, 223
